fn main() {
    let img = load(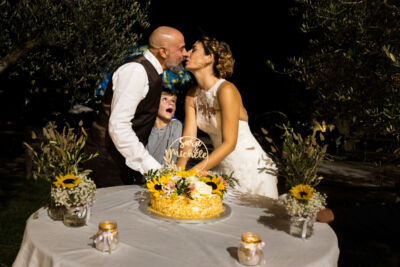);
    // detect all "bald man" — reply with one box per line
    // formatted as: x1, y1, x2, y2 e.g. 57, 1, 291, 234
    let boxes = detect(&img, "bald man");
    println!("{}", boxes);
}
84, 26, 188, 187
